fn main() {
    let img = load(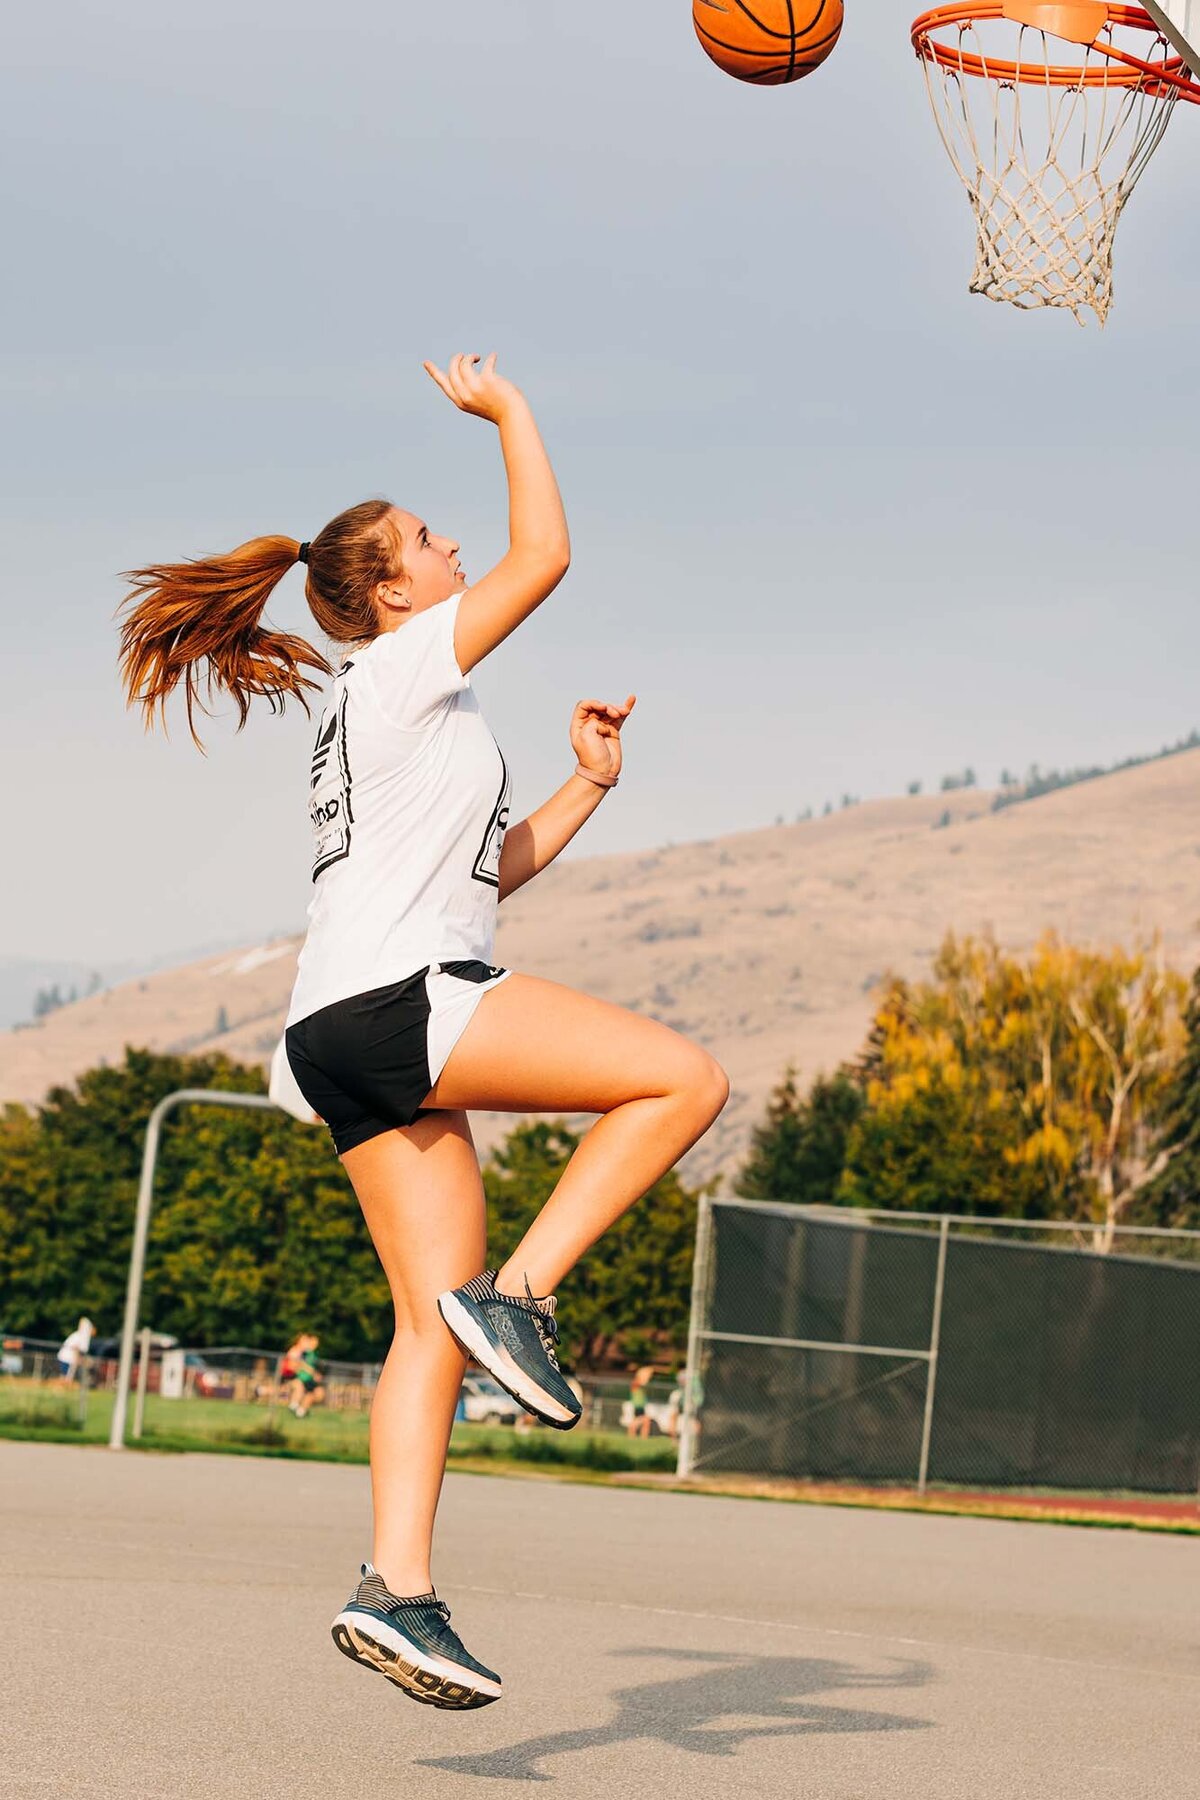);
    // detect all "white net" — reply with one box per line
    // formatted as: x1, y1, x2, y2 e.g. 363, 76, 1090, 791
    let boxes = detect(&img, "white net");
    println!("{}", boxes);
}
916, 9, 1187, 323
